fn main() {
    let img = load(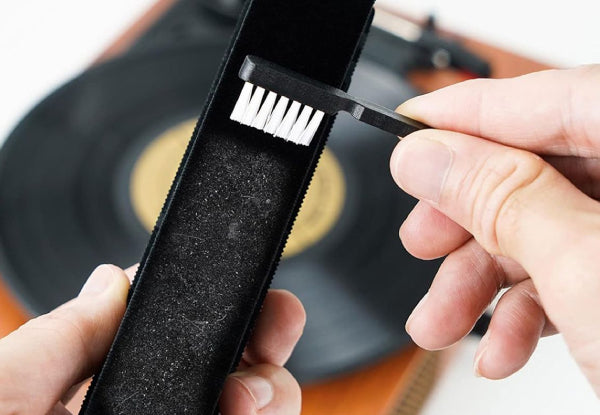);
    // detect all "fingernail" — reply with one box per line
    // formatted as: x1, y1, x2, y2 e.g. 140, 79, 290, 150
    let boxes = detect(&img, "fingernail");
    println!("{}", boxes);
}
79, 265, 116, 297
232, 373, 273, 409
396, 98, 422, 118
474, 331, 490, 377
406, 292, 429, 335
392, 137, 452, 203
